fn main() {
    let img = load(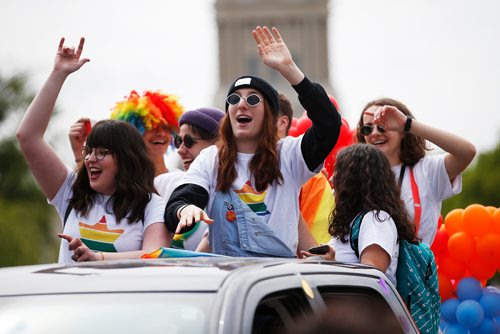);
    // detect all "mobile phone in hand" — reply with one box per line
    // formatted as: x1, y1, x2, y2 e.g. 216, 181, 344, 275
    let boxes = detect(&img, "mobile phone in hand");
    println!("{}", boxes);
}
308, 244, 330, 255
